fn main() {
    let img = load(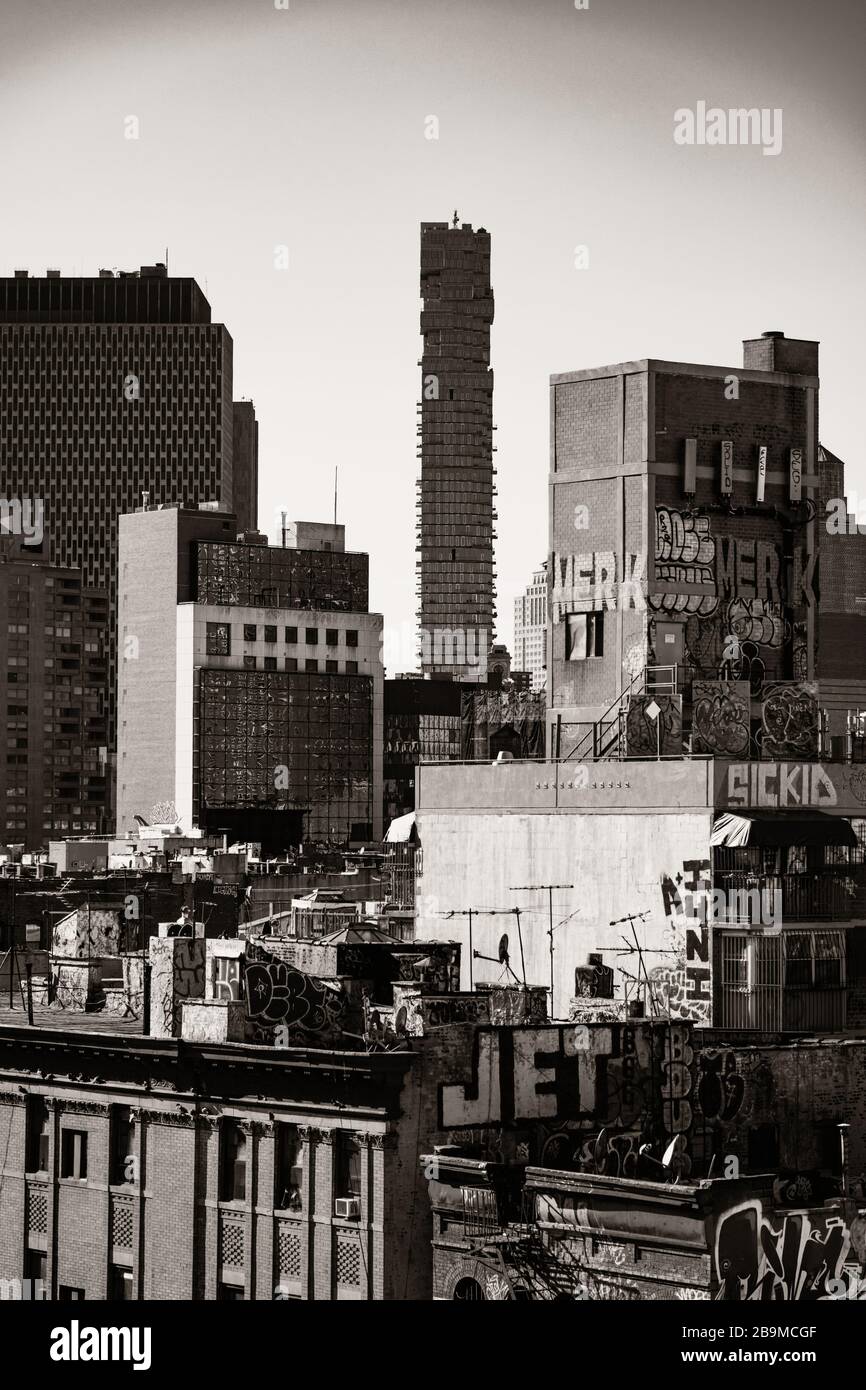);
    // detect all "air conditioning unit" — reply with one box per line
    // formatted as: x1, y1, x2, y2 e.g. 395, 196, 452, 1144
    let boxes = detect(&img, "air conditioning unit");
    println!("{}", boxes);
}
334, 1197, 360, 1220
